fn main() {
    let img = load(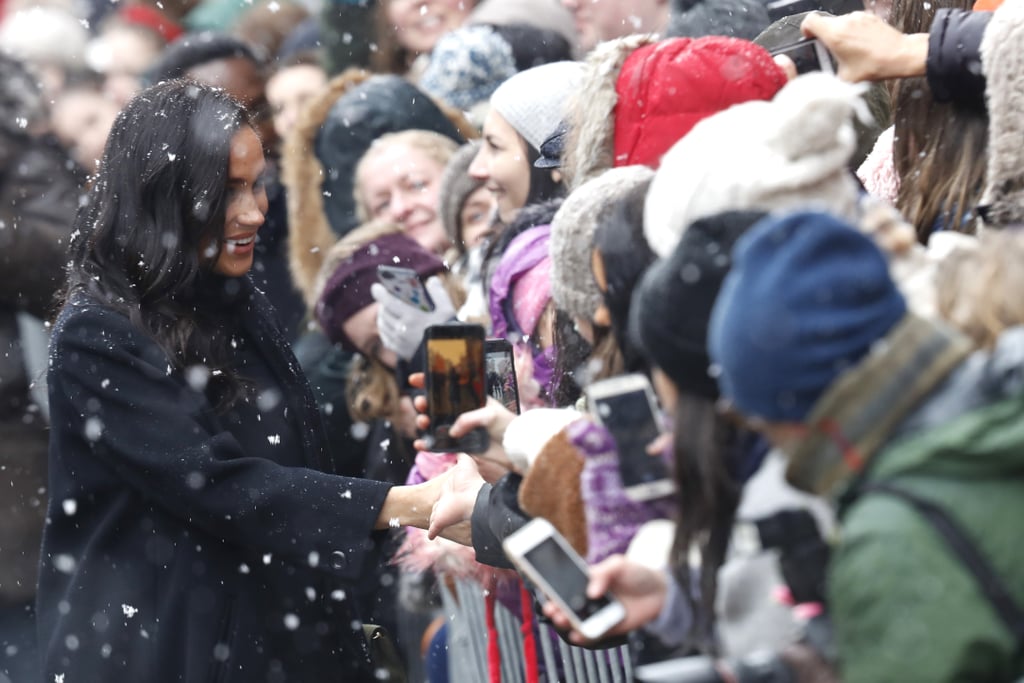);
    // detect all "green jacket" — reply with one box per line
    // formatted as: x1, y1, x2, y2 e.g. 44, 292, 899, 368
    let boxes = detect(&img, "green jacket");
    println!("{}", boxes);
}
786, 315, 1024, 682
